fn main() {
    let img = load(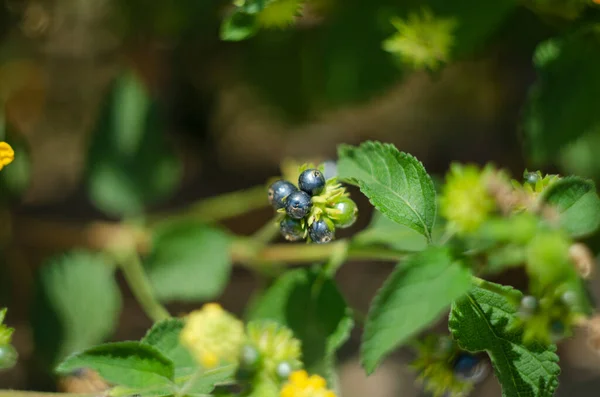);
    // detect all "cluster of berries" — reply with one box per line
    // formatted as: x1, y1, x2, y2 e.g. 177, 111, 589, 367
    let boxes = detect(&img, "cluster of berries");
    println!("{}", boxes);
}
268, 168, 358, 244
